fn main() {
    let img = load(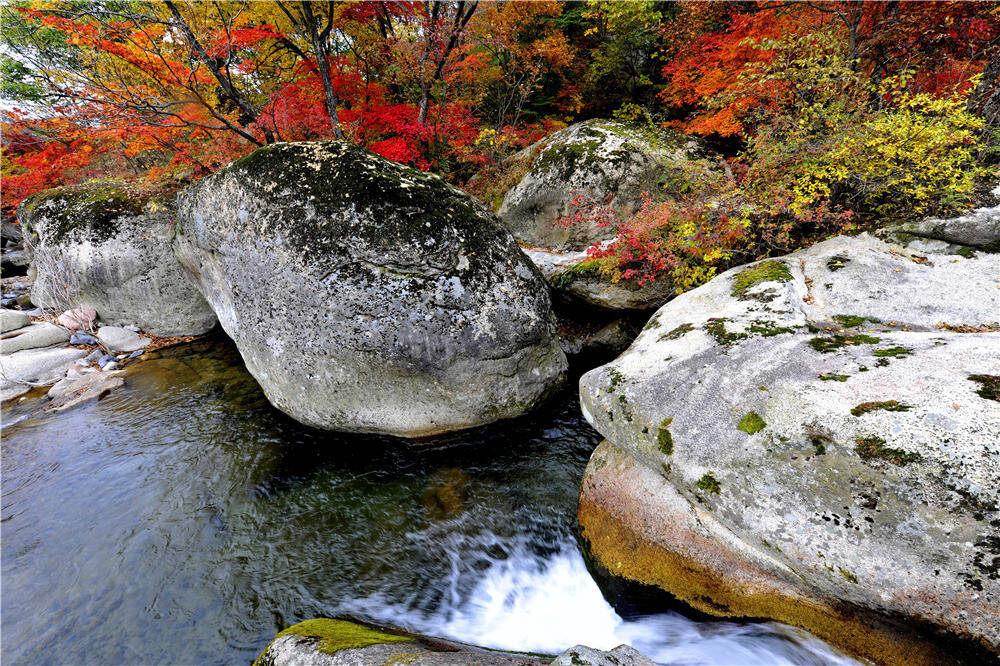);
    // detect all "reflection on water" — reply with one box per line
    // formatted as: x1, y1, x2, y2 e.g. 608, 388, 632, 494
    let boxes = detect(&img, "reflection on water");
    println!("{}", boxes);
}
1, 337, 856, 665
